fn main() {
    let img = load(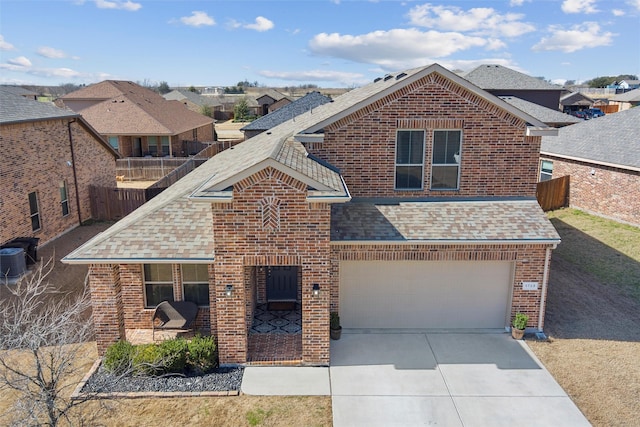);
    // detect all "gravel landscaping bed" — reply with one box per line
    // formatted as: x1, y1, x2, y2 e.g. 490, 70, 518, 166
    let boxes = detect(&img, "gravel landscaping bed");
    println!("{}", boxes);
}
82, 366, 244, 394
